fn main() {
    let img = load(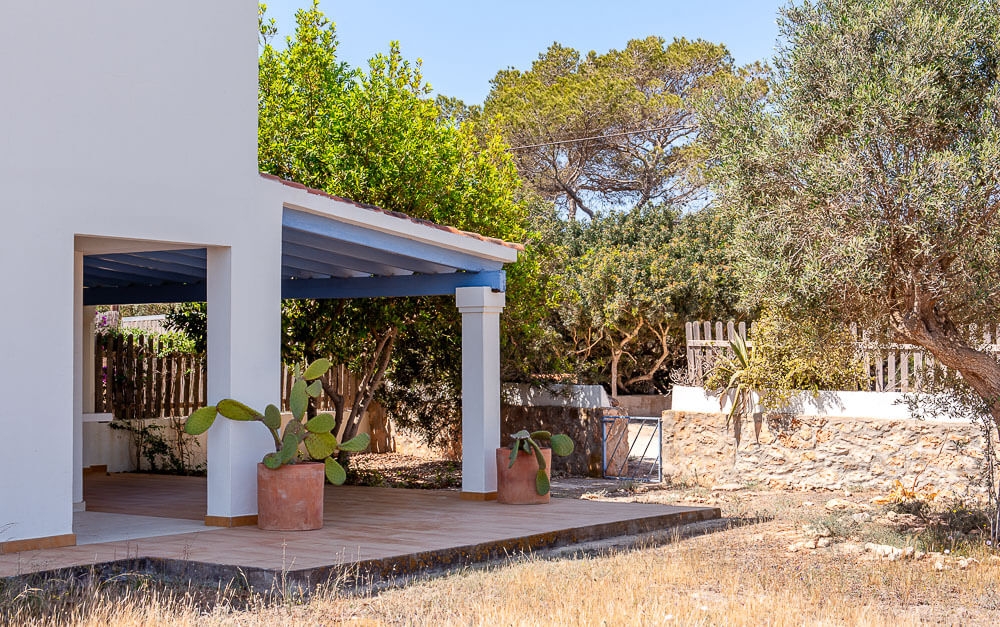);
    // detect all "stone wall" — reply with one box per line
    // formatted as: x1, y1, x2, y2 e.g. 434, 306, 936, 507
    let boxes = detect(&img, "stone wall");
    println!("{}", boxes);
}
662, 410, 994, 497
616, 394, 672, 417
501, 405, 606, 477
